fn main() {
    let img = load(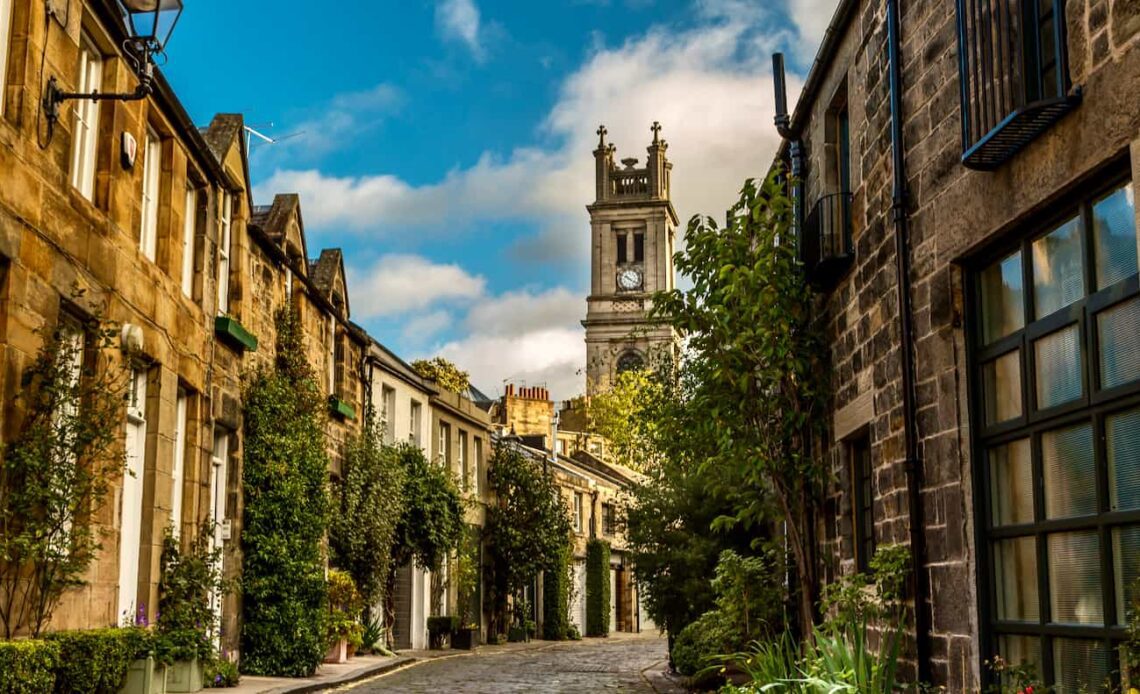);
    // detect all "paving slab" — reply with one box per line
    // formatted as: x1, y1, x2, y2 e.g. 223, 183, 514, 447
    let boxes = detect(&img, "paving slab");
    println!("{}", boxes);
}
227, 654, 413, 694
